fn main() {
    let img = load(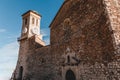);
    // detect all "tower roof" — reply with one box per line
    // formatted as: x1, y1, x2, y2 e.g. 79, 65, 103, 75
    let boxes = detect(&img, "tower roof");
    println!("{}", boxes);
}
22, 10, 42, 17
